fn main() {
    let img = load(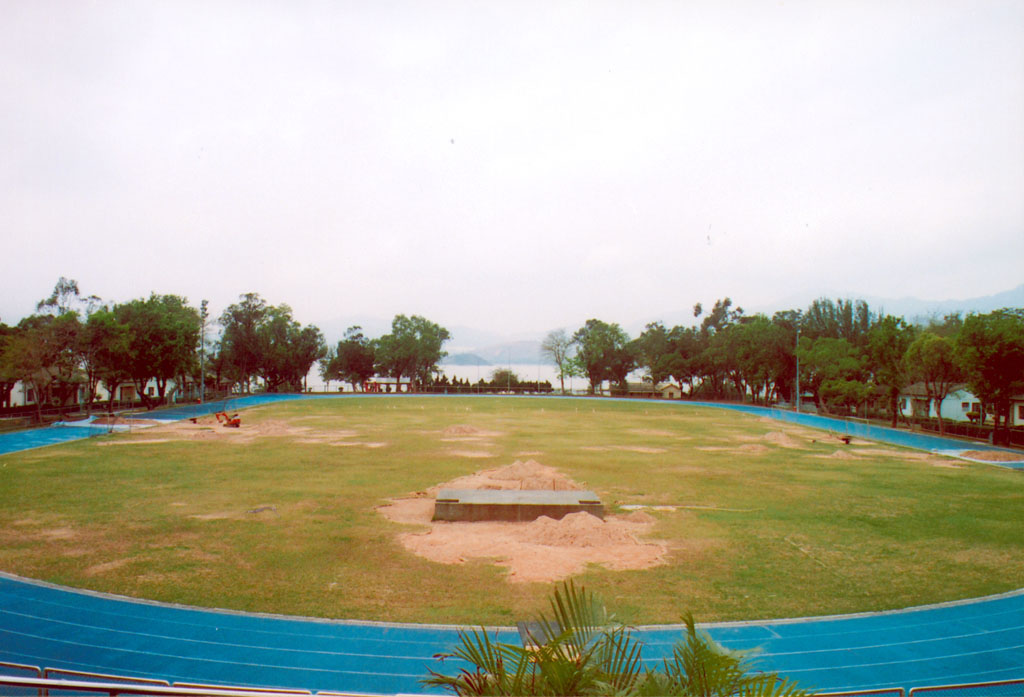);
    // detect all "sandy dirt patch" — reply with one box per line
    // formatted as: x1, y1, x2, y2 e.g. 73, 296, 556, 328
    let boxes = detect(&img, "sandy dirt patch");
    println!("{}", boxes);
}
737, 443, 769, 454
91, 416, 162, 427
96, 438, 172, 446
378, 460, 668, 583
447, 450, 494, 458
960, 450, 1024, 462
130, 416, 361, 445
763, 431, 804, 448
306, 440, 388, 448
442, 425, 504, 438
697, 444, 771, 454
580, 445, 667, 454
84, 558, 133, 576
816, 449, 858, 460
41, 527, 77, 540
